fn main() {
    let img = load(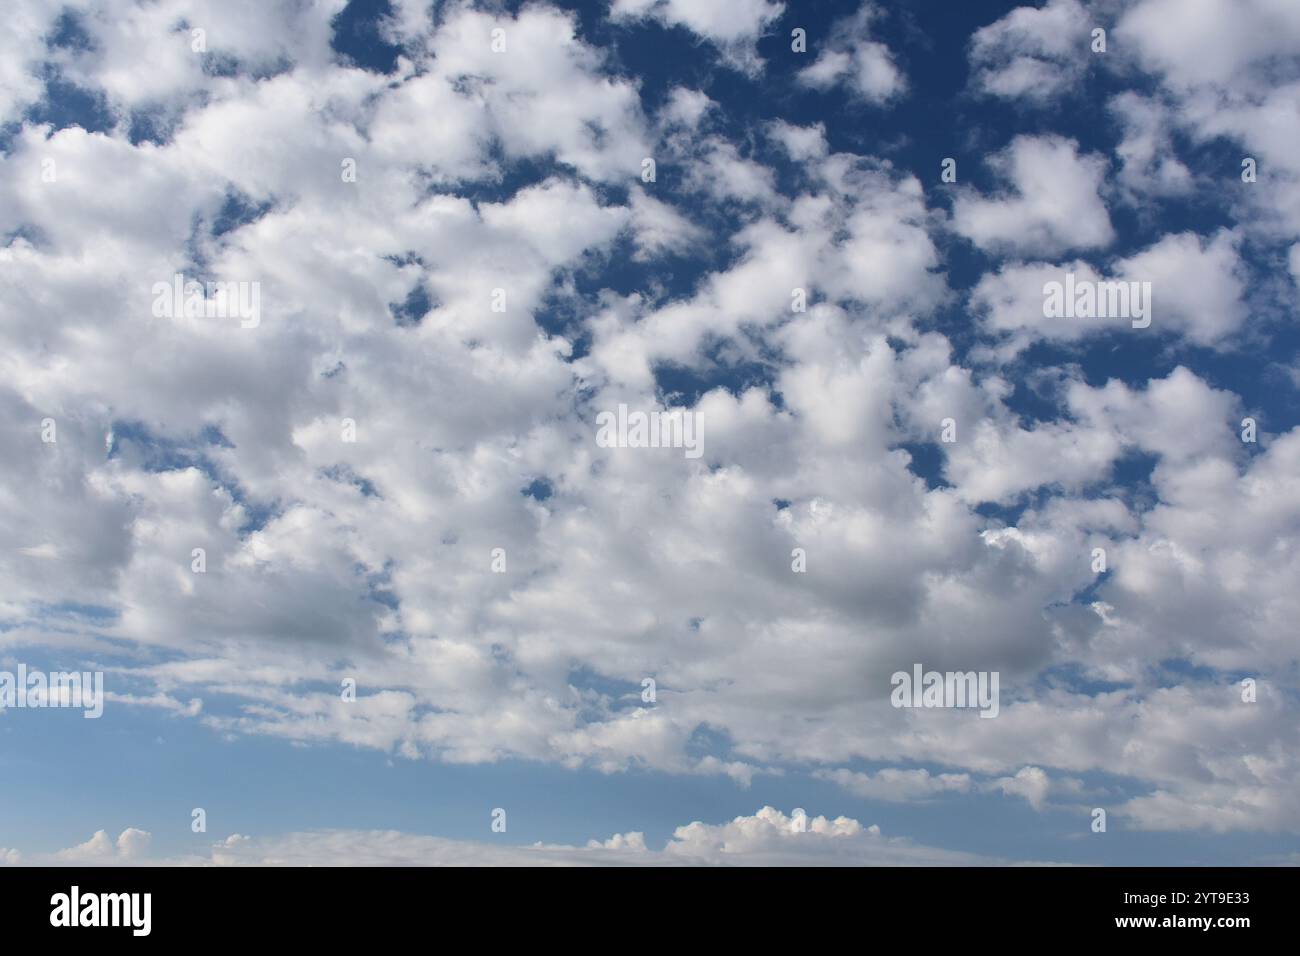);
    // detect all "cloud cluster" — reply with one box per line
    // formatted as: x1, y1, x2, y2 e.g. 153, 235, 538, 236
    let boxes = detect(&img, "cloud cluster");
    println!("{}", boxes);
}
2, 0, 1299, 856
